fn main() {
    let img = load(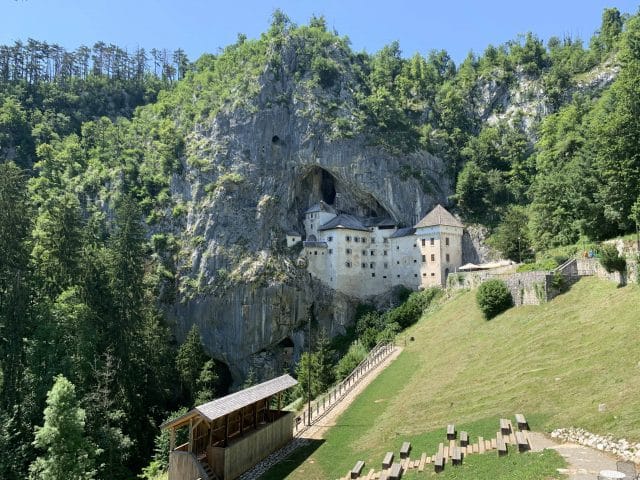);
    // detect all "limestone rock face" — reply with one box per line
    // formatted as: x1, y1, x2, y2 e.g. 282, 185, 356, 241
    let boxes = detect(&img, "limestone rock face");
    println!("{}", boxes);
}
167, 42, 452, 382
